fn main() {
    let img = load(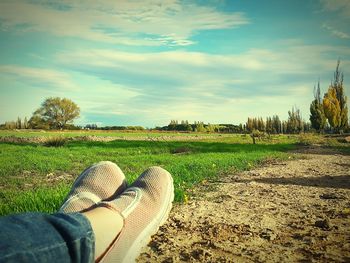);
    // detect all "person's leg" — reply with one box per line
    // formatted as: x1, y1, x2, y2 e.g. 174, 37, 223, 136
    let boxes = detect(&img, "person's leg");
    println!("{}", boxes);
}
0, 164, 173, 263
0, 212, 94, 263
0, 161, 127, 263
82, 207, 124, 261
